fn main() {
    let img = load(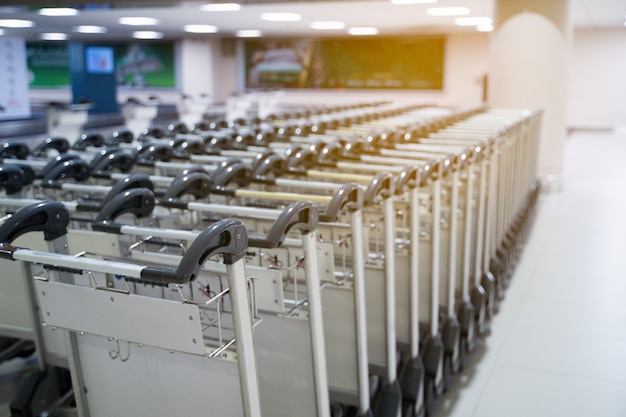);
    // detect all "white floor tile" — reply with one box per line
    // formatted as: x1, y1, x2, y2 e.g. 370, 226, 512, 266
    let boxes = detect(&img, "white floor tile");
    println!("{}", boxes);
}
474, 366, 626, 417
